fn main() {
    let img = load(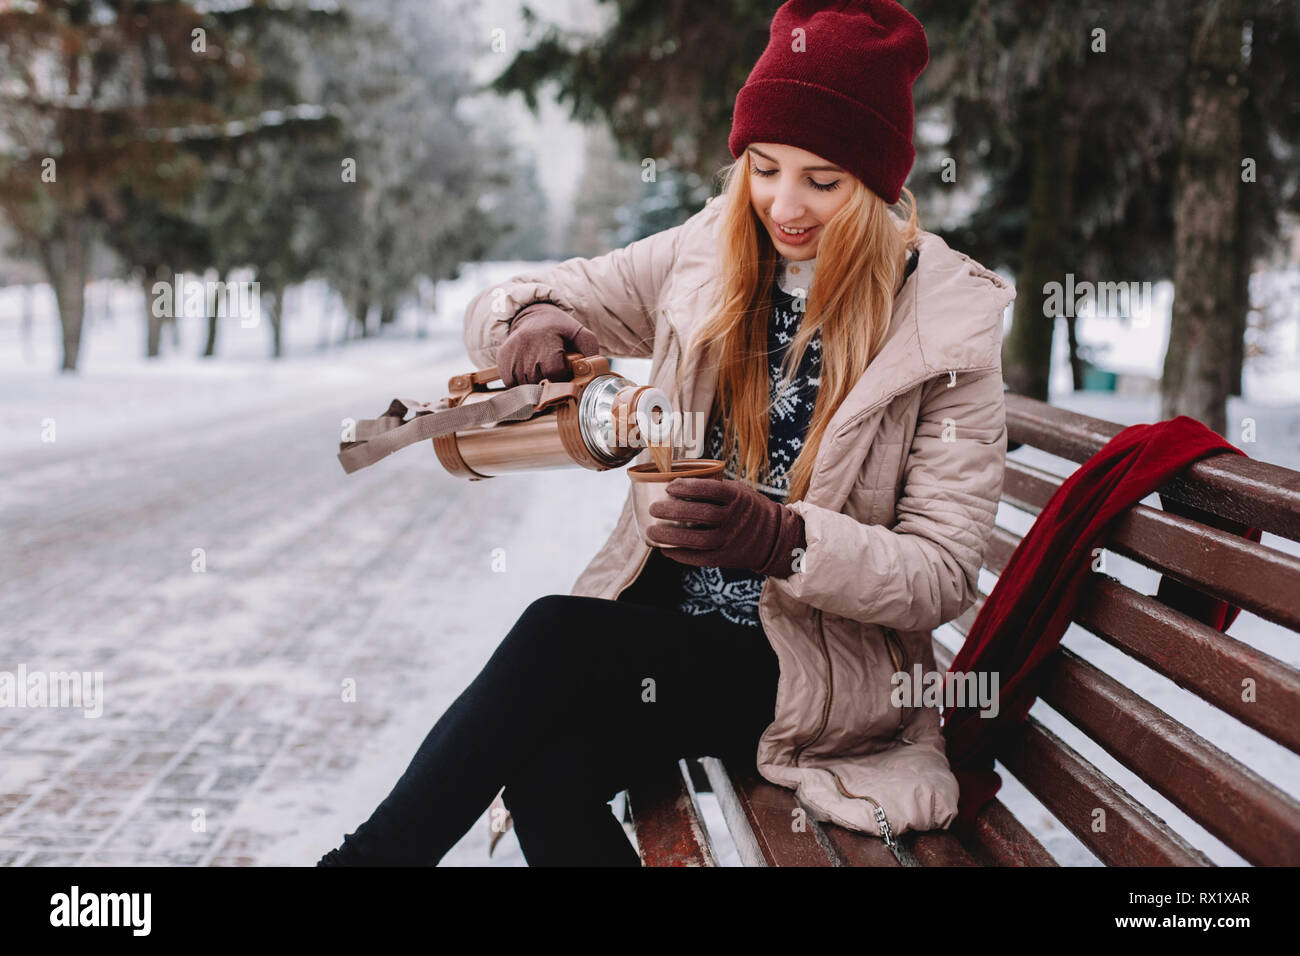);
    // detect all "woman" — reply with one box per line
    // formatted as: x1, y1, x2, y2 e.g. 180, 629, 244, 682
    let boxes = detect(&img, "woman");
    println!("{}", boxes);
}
318, 0, 1014, 866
